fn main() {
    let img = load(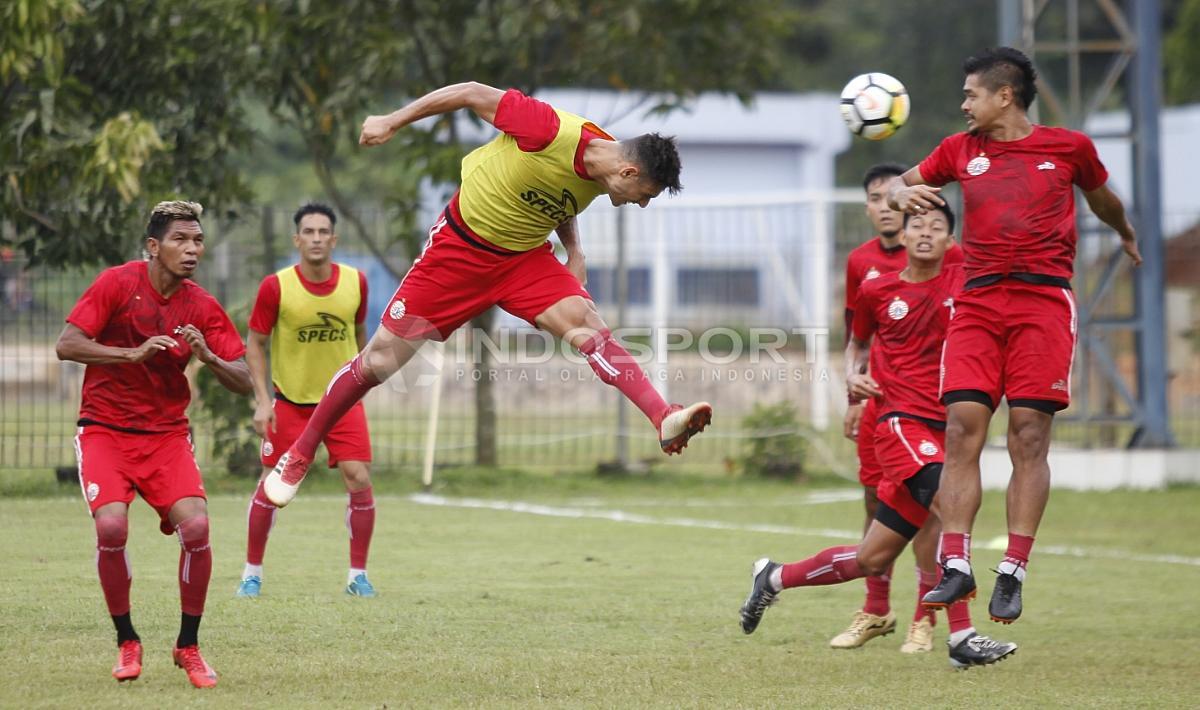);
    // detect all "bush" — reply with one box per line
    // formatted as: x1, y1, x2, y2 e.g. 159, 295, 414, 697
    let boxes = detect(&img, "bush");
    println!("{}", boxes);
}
739, 401, 807, 480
